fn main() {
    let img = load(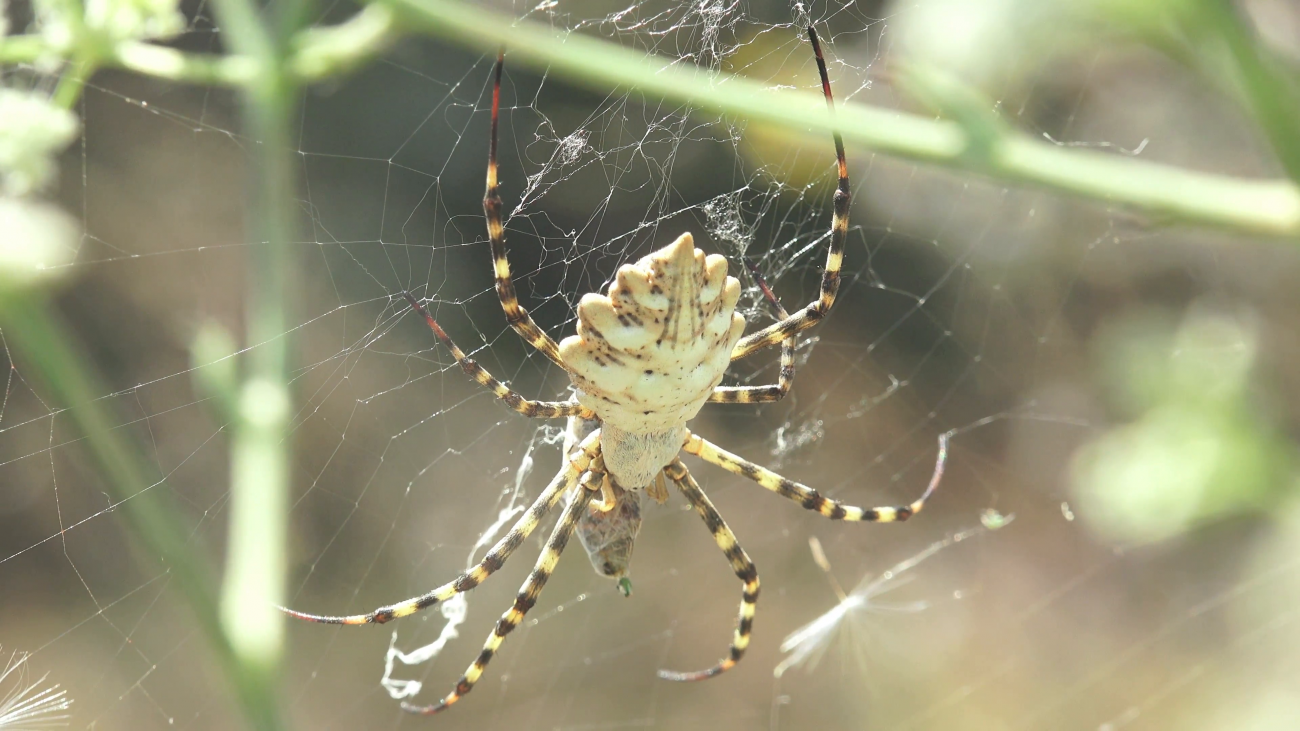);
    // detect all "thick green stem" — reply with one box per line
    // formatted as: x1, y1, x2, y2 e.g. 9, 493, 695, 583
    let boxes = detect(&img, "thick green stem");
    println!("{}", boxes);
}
0, 33, 47, 63
0, 297, 282, 730
205, 0, 300, 725
51, 58, 97, 109
1194, 1, 1300, 188
379, 0, 1300, 240
113, 41, 257, 85
4, 0, 1300, 237
0, 8, 397, 86
289, 3, 397, 81
222, 76, 297, 679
